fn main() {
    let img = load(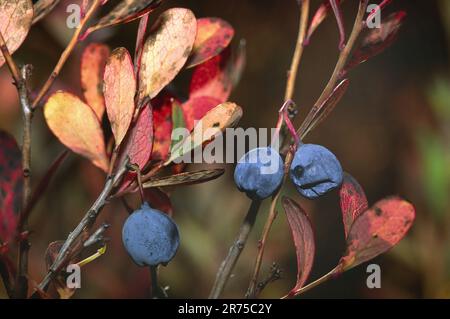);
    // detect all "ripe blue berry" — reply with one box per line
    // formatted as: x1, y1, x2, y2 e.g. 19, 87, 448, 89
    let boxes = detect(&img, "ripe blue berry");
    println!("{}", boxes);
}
122, 202, 180, 267
289, 144, 343, 199
234, 147, 284, 200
